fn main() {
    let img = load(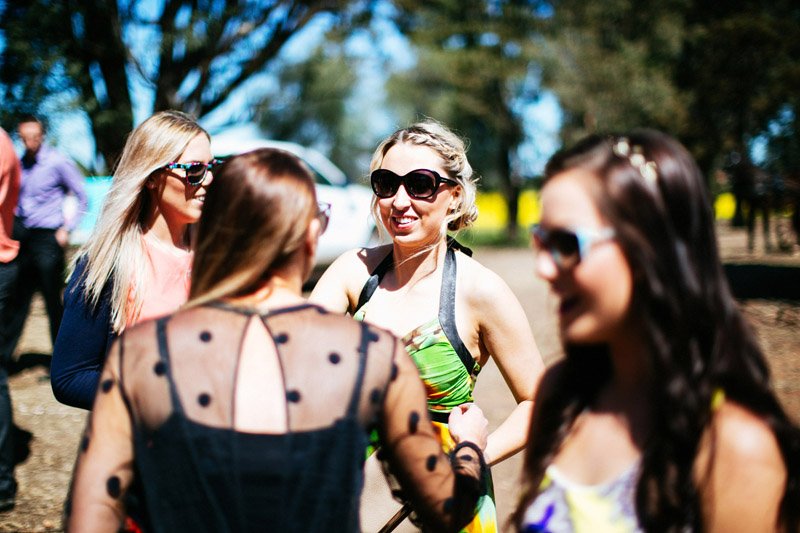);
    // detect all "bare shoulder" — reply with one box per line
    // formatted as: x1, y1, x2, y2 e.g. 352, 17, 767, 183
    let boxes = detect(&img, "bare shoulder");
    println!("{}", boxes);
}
706, 401, 783, 466
311, 244, 394, 311
715, 401, 780, 455
323, 244, 392, 279
695, 399, 788, 529
455, 252, 514, 307
120, 318, 158, 346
